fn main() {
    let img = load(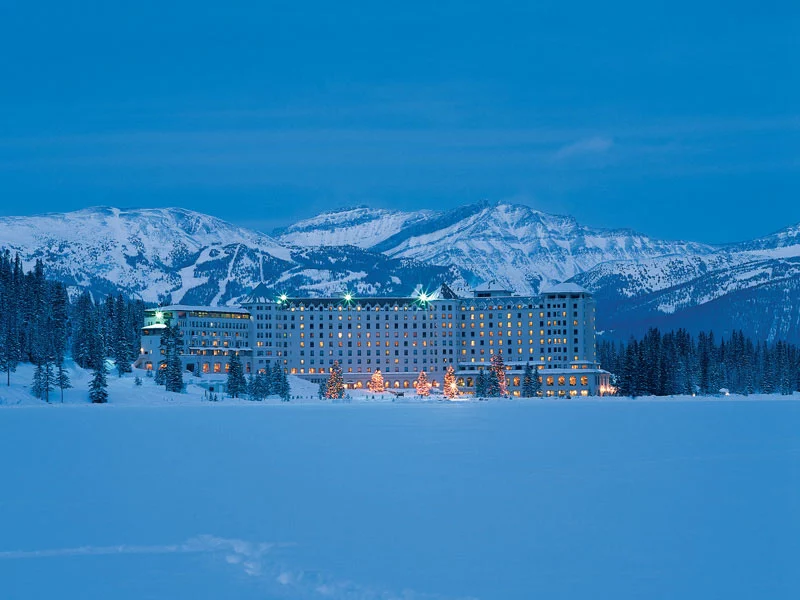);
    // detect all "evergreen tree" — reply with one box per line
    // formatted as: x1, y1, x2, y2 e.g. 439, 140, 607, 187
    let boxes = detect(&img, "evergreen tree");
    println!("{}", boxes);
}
325, 361, 345, 399
318, 379, 326, 400
367, 369, 385, 393
113, 294, 133, 376
0, 253, 21, 386
226, 352, 247, 398
161, 320, 184, 393
31, 364, 44, 400
31, 361, 55, 402
154, 363, 166, 386
42, 360, 55, 403
474, 369, 488, 398
443, 365, 459, 399
521, 362, 541, 397
72, 291, 97, 369
257, 370, 271, 398
56, 362, 72, 402
270, 362, 283, 397
89, 359, 109, 404
489, 353, 508, 396
249, 371, 268, 401
415, 370, 431, 397
278, 368, 291, 402
486, 369, 501, 397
